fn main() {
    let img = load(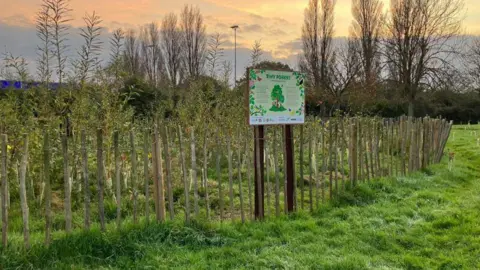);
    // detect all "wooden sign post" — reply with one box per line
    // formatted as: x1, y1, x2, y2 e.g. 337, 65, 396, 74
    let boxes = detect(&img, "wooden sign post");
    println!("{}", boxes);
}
247, 68, 305, 219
